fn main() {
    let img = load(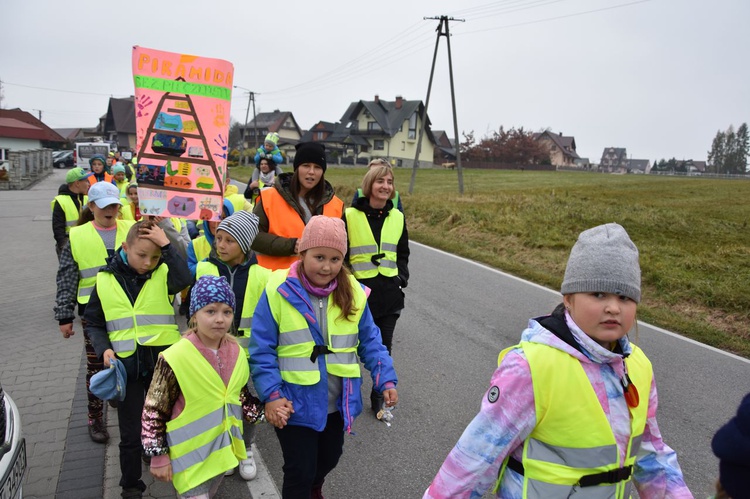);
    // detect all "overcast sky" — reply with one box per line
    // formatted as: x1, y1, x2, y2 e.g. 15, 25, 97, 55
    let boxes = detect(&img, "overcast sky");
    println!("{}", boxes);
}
2, 0, 748, 163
